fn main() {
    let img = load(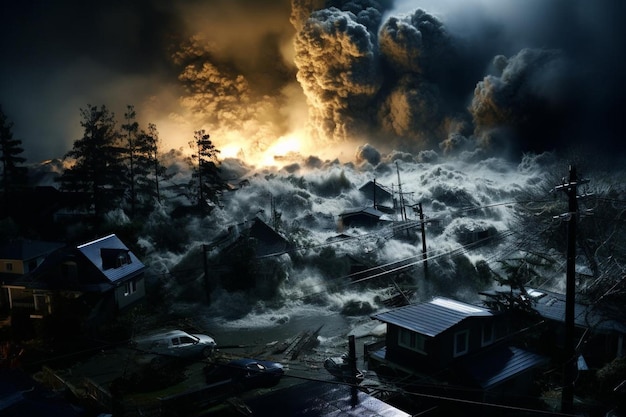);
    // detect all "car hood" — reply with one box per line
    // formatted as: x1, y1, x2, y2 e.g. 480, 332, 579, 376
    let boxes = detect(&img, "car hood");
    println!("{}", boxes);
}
263, 361, 283, 370
192, 334, 216, 345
